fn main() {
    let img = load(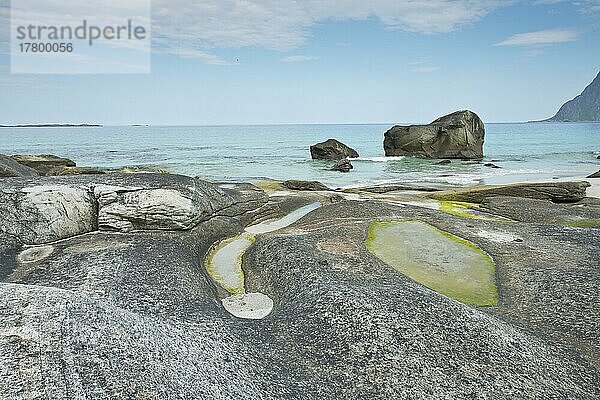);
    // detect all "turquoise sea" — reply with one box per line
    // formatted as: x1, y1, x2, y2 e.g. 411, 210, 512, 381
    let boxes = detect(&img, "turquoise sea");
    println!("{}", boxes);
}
1, 123, 599, 188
